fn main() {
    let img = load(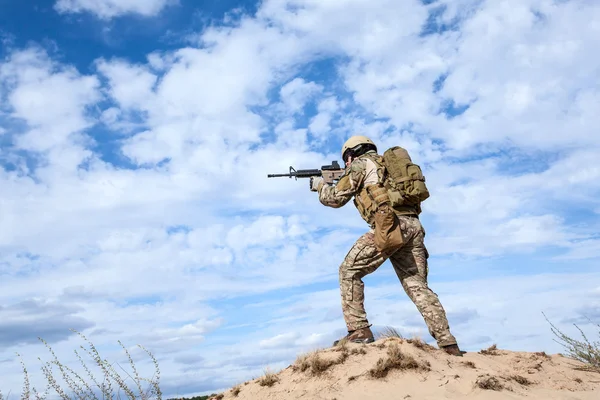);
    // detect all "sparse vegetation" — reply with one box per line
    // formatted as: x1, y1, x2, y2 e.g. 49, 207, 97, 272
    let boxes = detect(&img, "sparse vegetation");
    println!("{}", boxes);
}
293, 348, 350, 377
534, 351, 551, 360
462, 361, 476, 369
544, 312, 600, 373
258, 369, 280, 387
406, 337, 436, 352
368, 343, 430, 379
333, 338, 349, 352
509, 375, 532, 386
231, 385, 241, 397
1, 329, 161, 400
475, 374, 504, 391
377, 326, 403, 340
351, 348, 367, 356
479, 344, 500, 356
